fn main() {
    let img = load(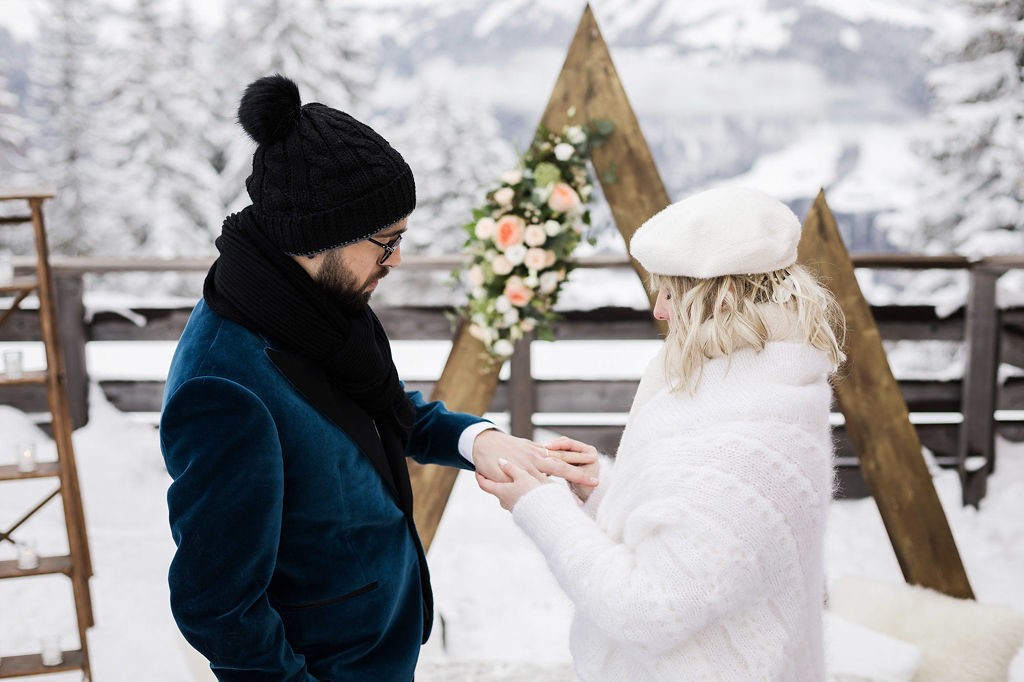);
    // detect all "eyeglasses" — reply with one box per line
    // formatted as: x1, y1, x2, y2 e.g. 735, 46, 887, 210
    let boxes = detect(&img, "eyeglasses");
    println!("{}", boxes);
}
366, 234, 403, 265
